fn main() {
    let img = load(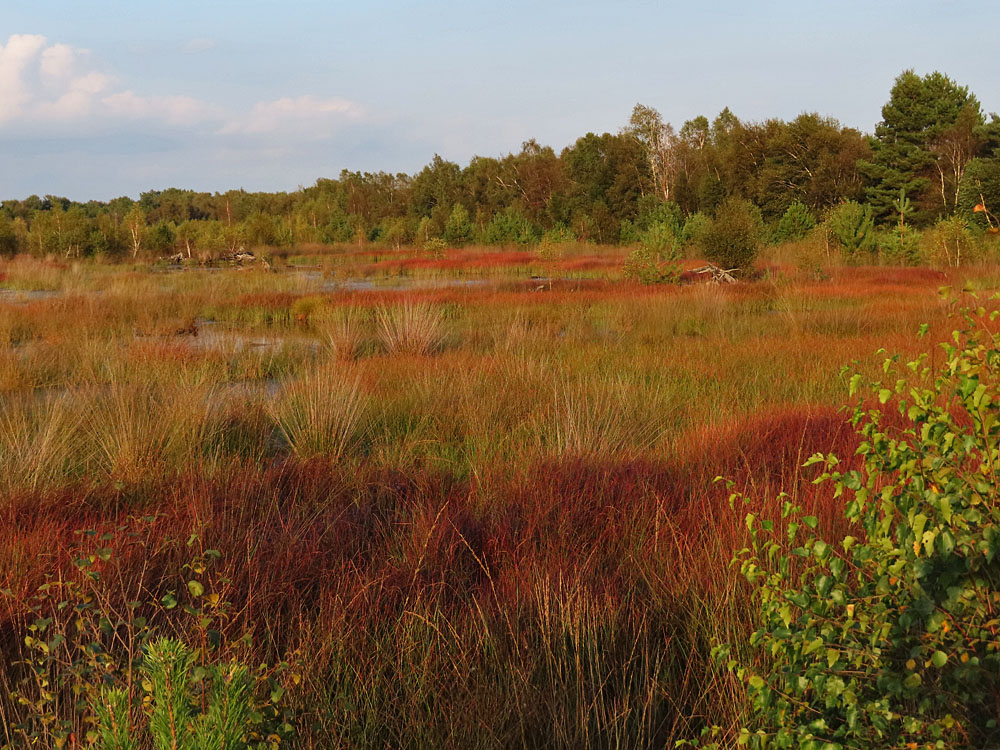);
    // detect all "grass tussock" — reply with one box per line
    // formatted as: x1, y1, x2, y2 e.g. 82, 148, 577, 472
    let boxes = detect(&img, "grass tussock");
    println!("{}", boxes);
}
376, 301, 446, 356
268, 366, 366, 460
